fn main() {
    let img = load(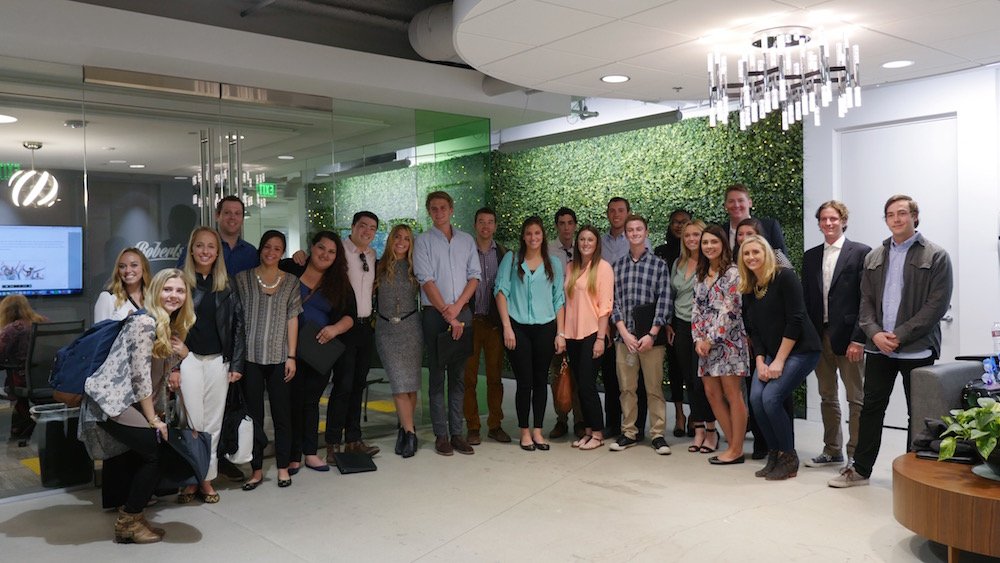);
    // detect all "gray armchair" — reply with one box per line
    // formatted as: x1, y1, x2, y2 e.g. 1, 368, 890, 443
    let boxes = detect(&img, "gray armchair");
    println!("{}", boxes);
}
909, 361, 982, 440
